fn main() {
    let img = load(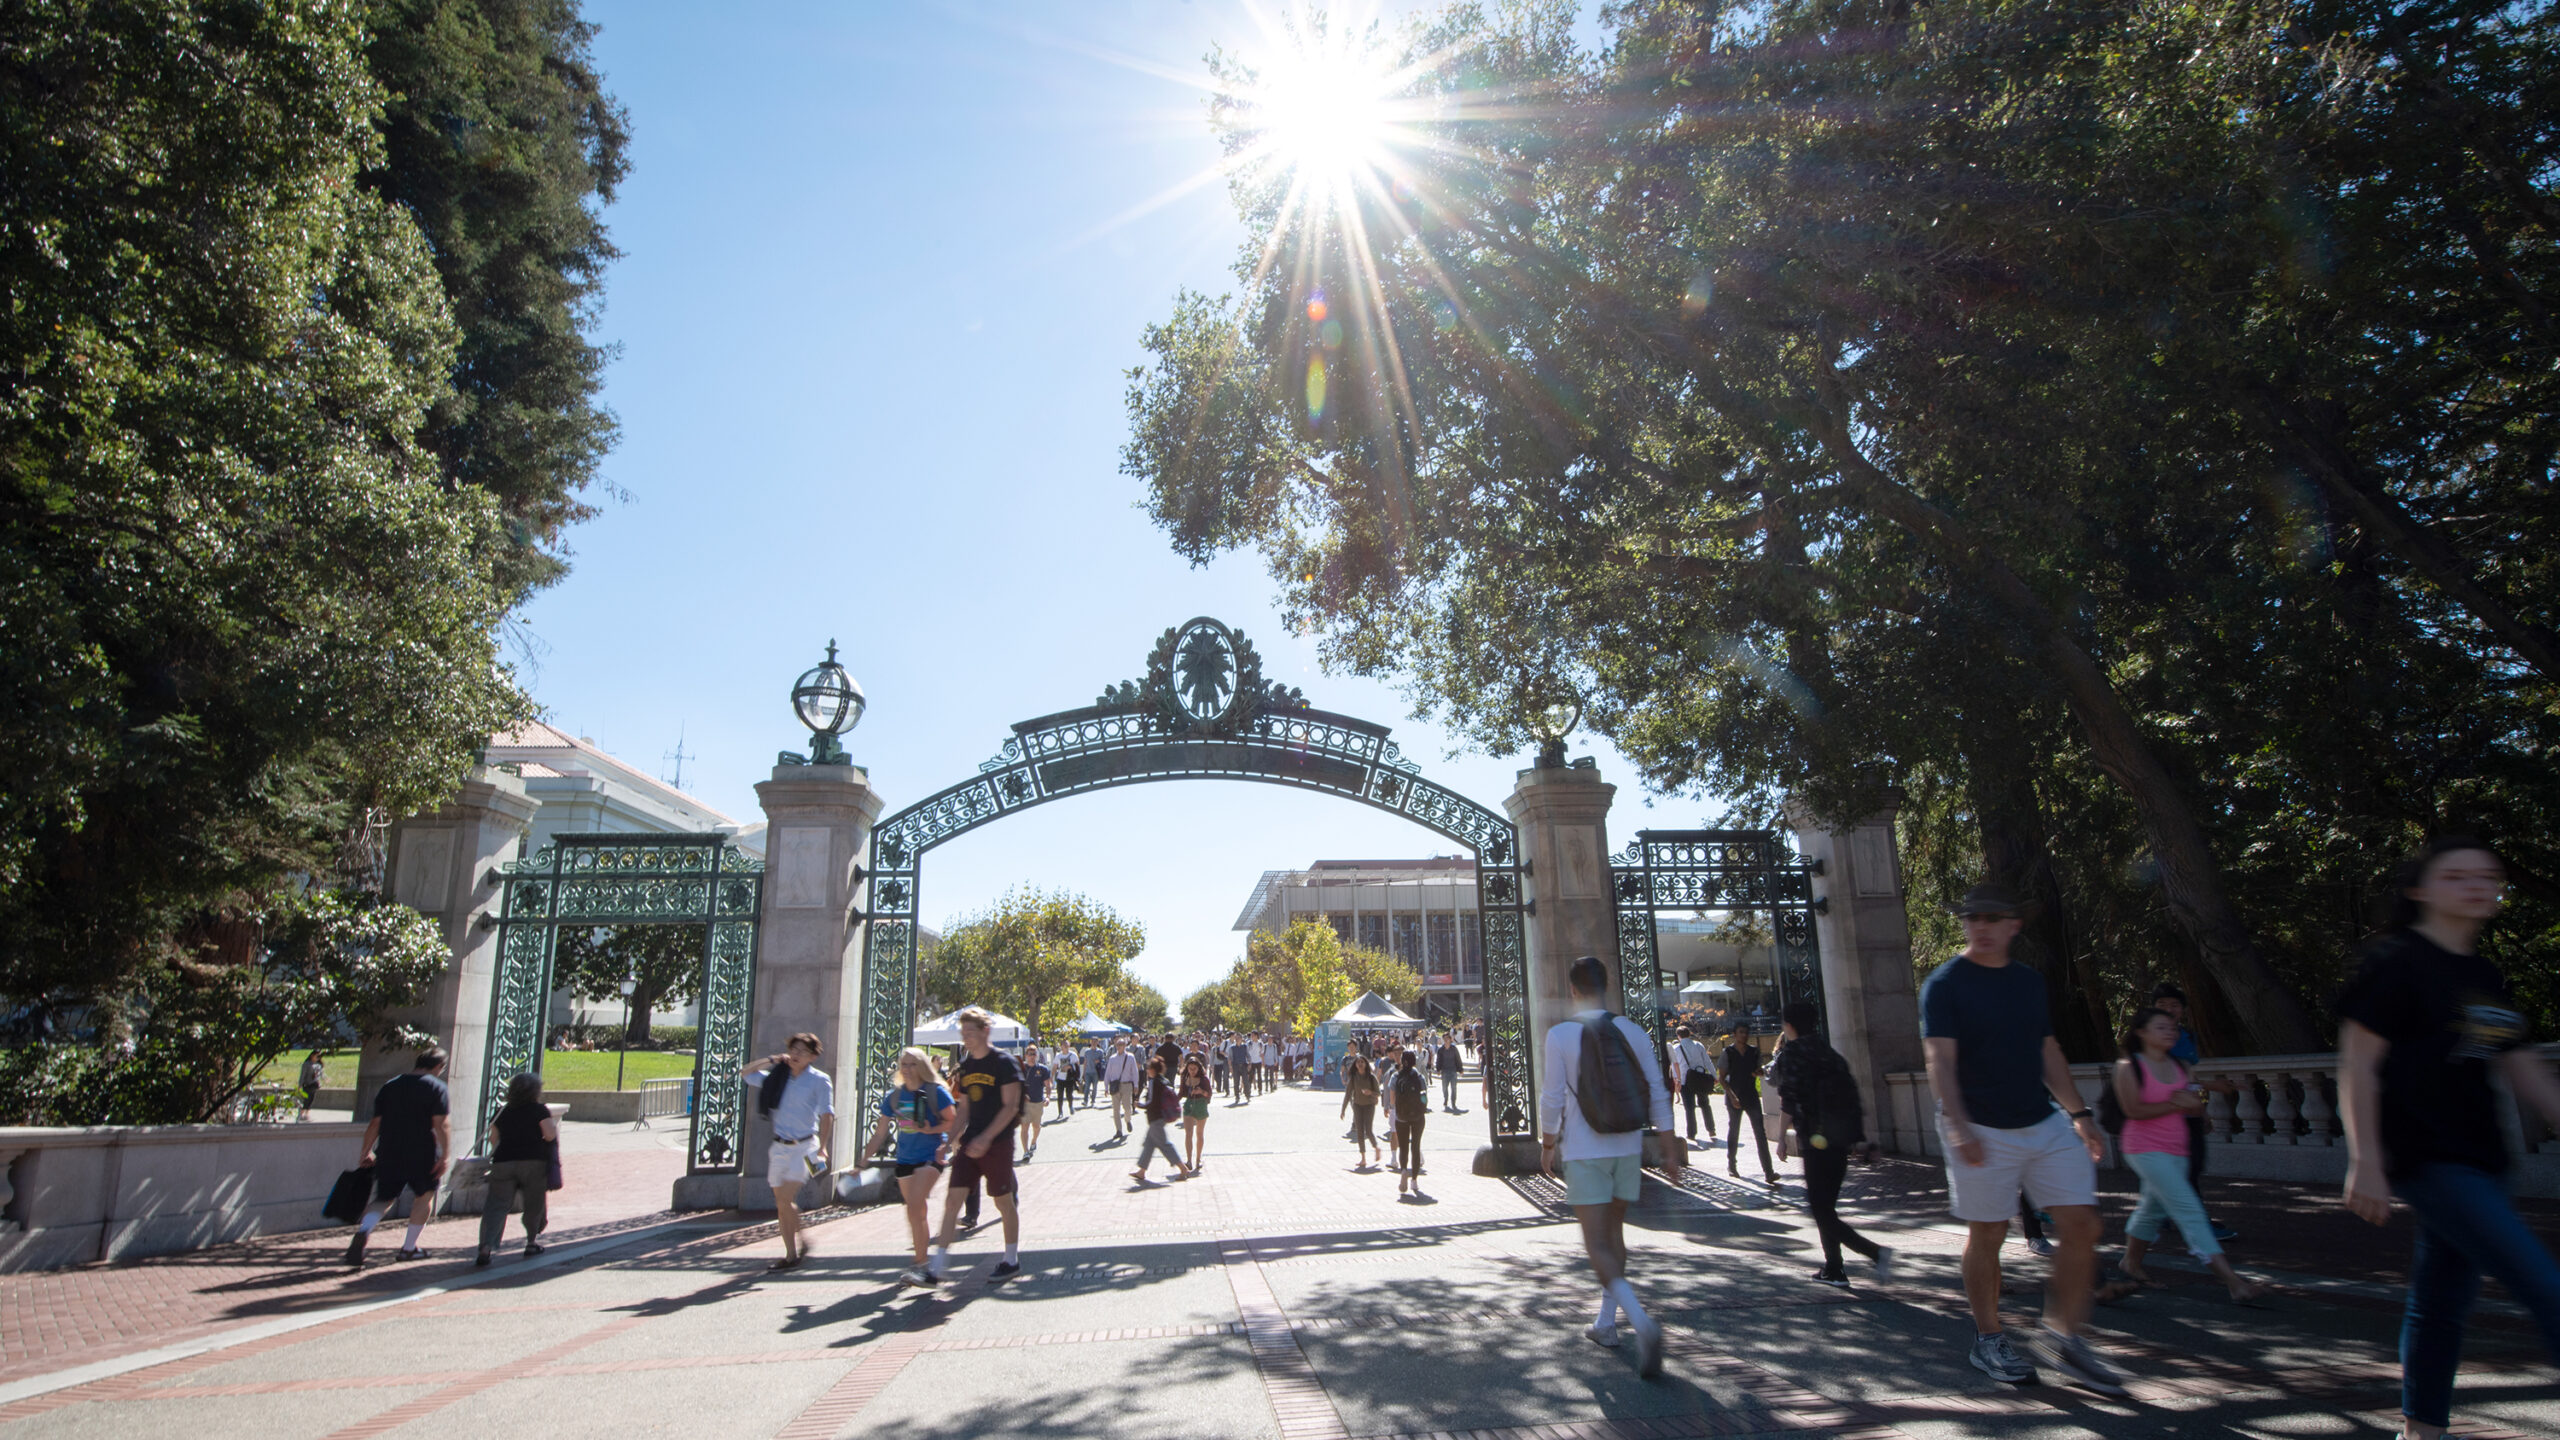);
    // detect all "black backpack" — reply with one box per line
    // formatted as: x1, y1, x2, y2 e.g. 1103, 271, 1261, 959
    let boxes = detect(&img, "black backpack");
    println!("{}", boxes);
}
1573, 1013, 1651, 1134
